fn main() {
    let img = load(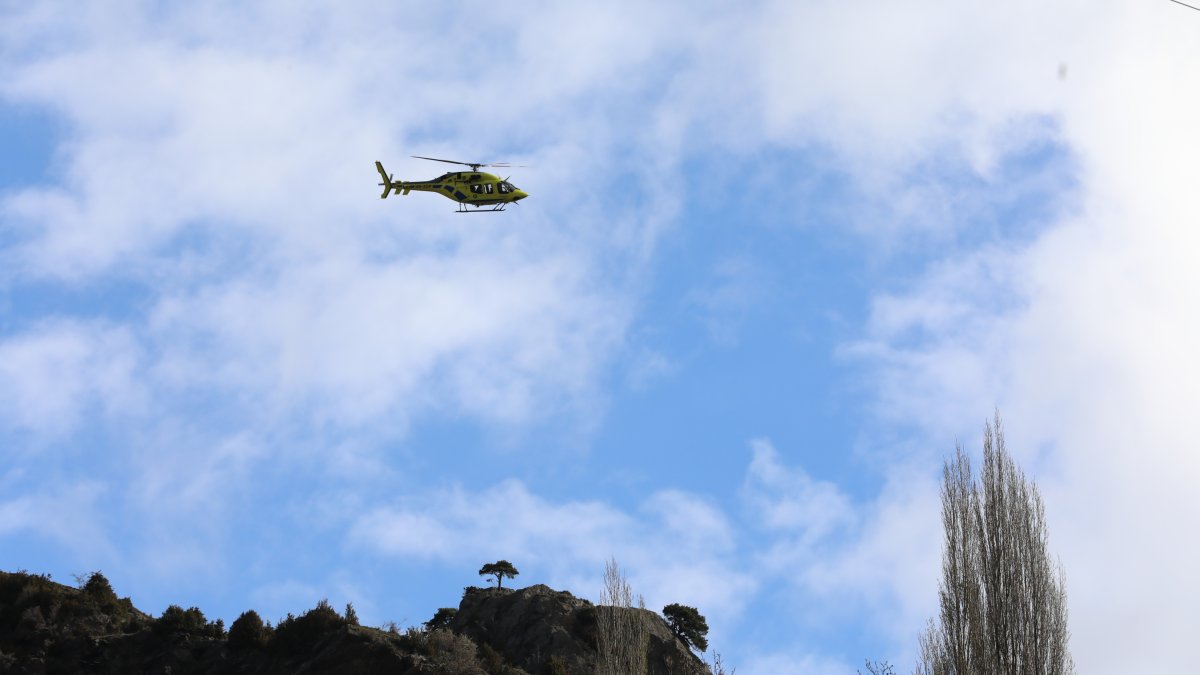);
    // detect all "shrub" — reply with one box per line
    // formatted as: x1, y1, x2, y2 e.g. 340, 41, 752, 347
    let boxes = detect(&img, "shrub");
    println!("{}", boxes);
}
228, 609, 270, 651
82, 572, 118, 606
427, 629, 480, 672
271, 599, 346, 655
395, 626, 428, 654
155, 605, 222, 639
425, 607, 458, 631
